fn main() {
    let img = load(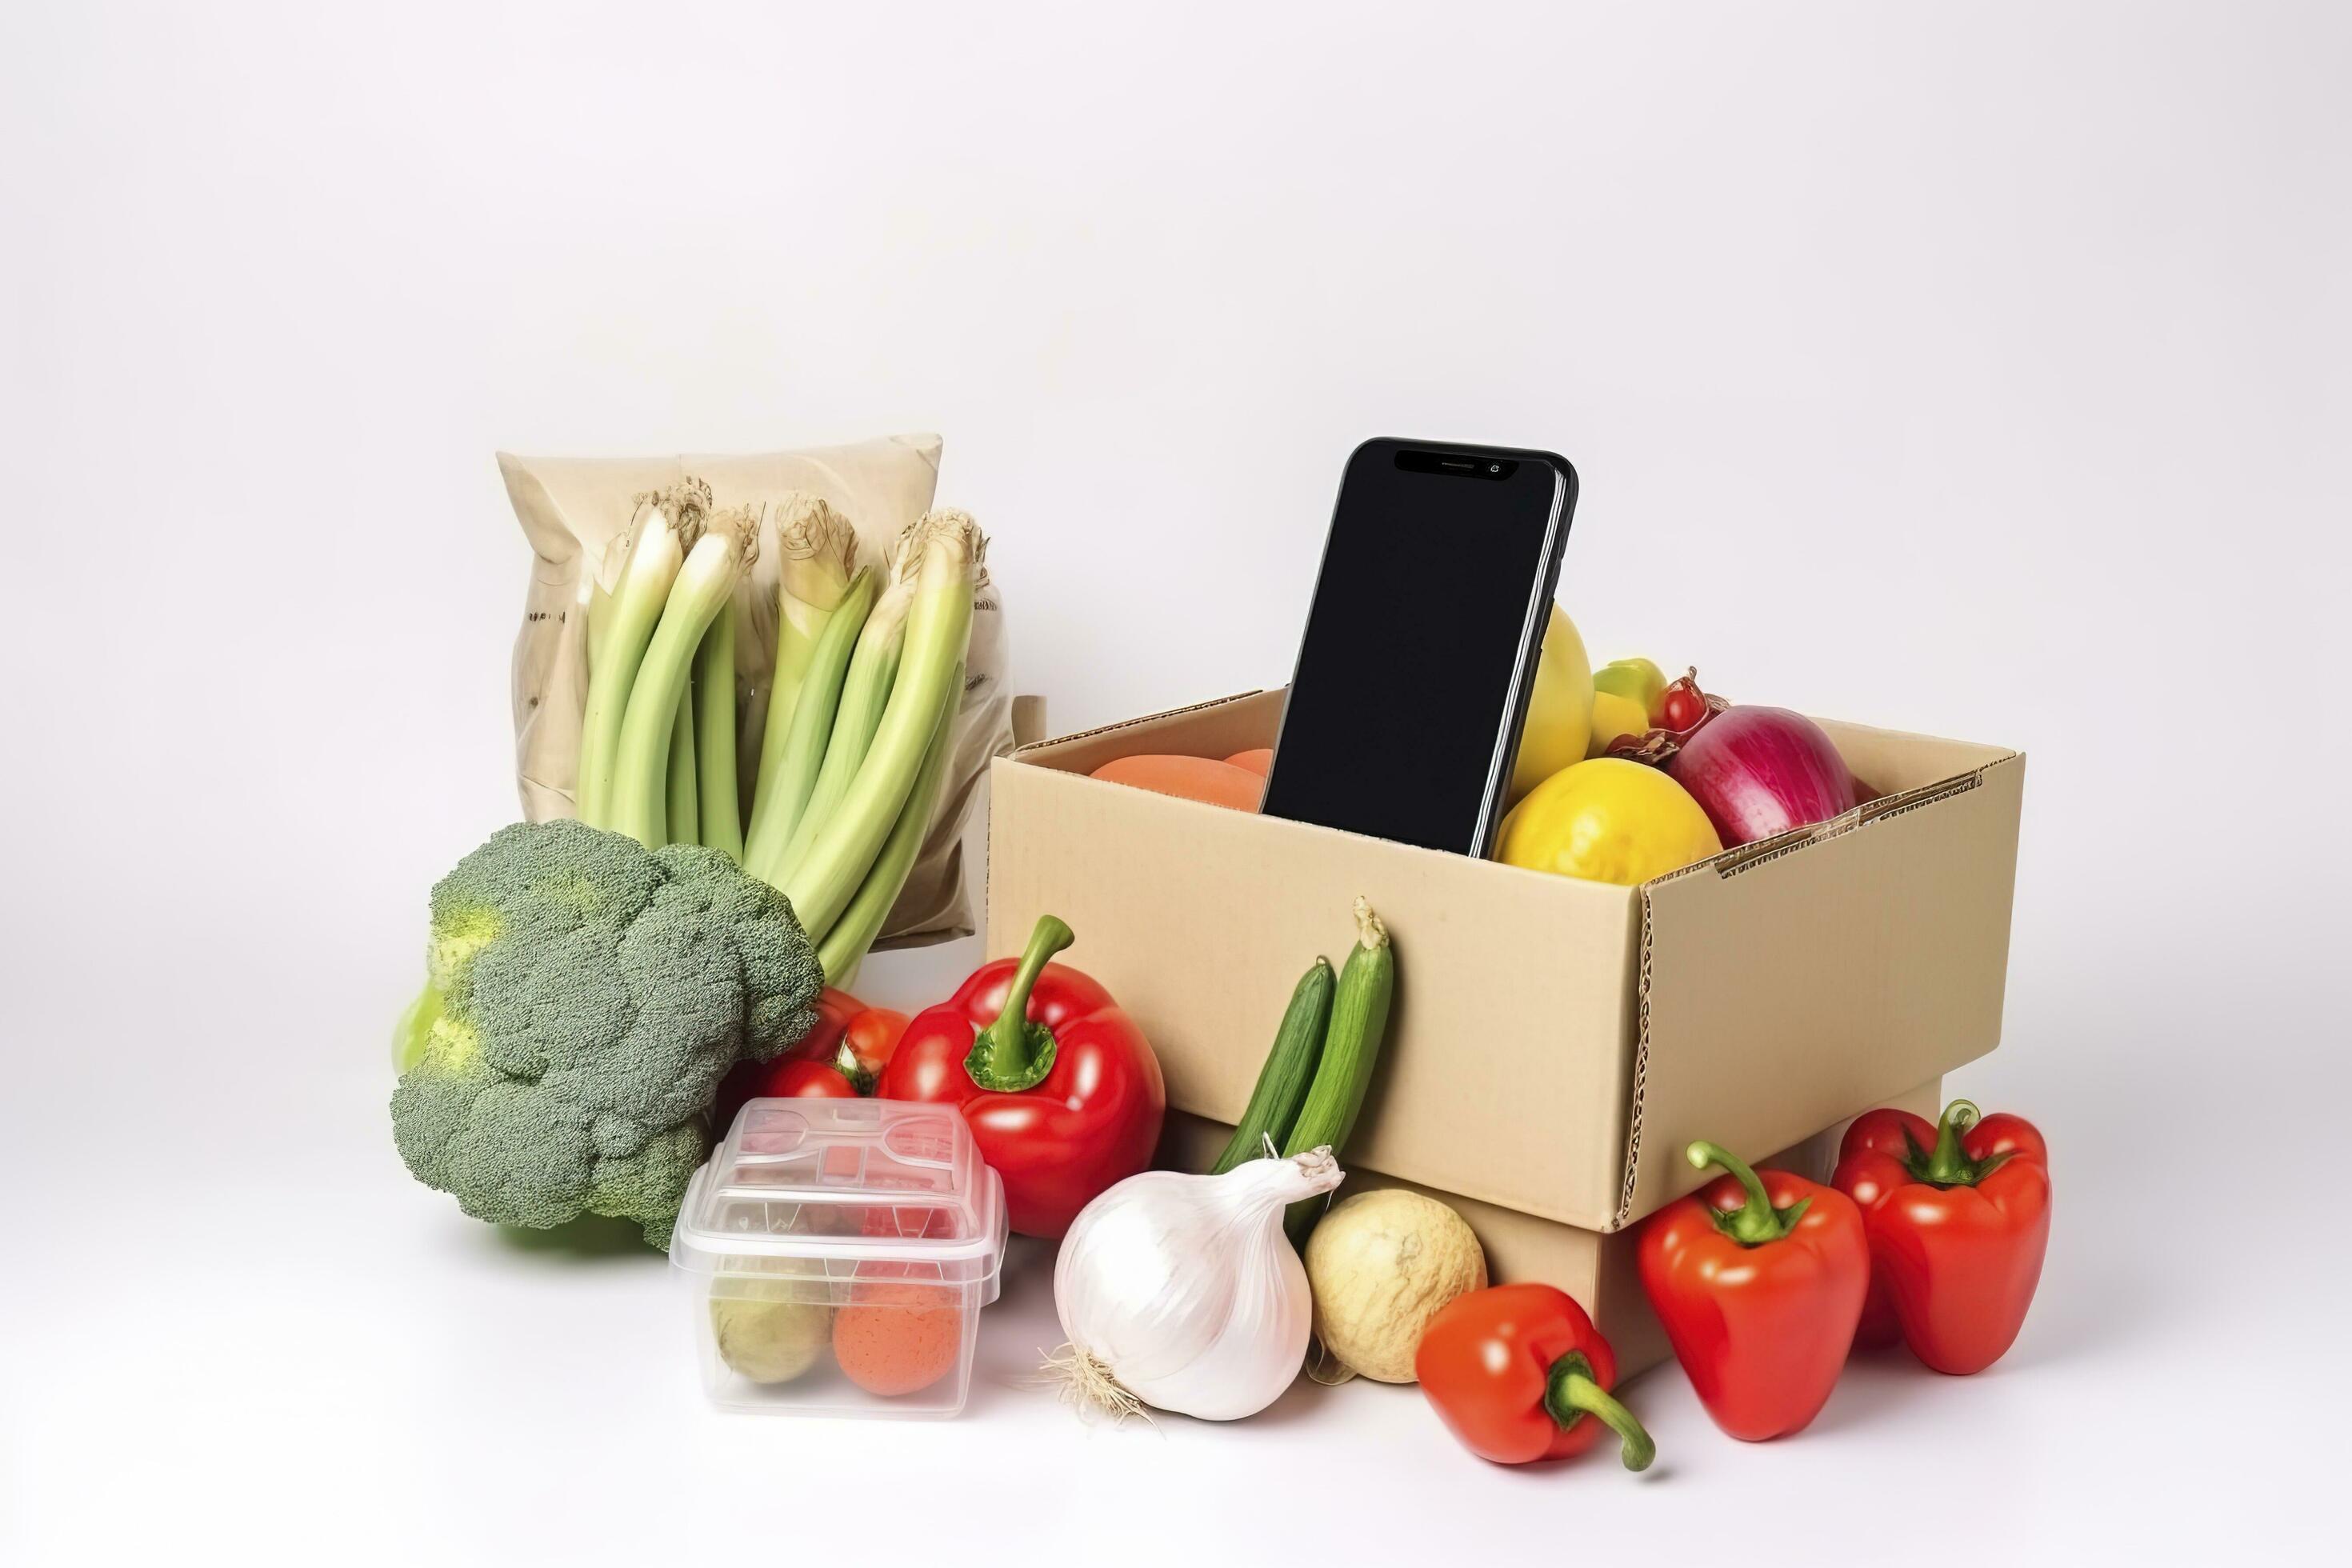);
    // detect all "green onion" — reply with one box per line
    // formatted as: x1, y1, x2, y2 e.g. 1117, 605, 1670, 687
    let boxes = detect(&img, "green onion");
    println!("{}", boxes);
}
742, 566, 878, 883
818, 659, 962, 988
610, 506, 758, 849
770, 546, 915, 885
576, 481, 709, 827
782, 510, 978, 942
743, 495, 857, 858
666, 690, 698, 847
694, 600, 742, 862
